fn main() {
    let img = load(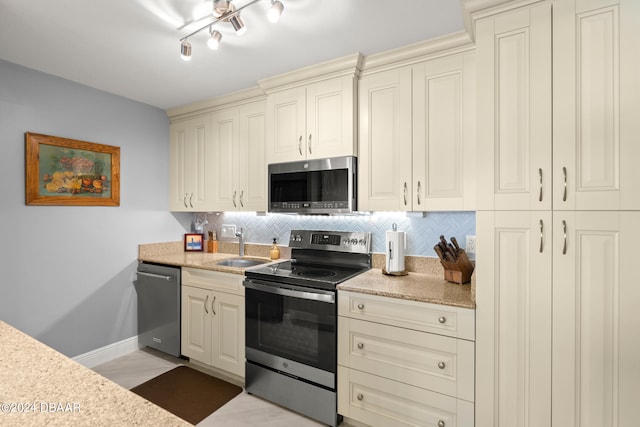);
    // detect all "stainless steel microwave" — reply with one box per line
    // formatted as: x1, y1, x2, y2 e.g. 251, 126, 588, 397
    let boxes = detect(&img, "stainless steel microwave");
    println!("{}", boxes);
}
268, 156, 357, 215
